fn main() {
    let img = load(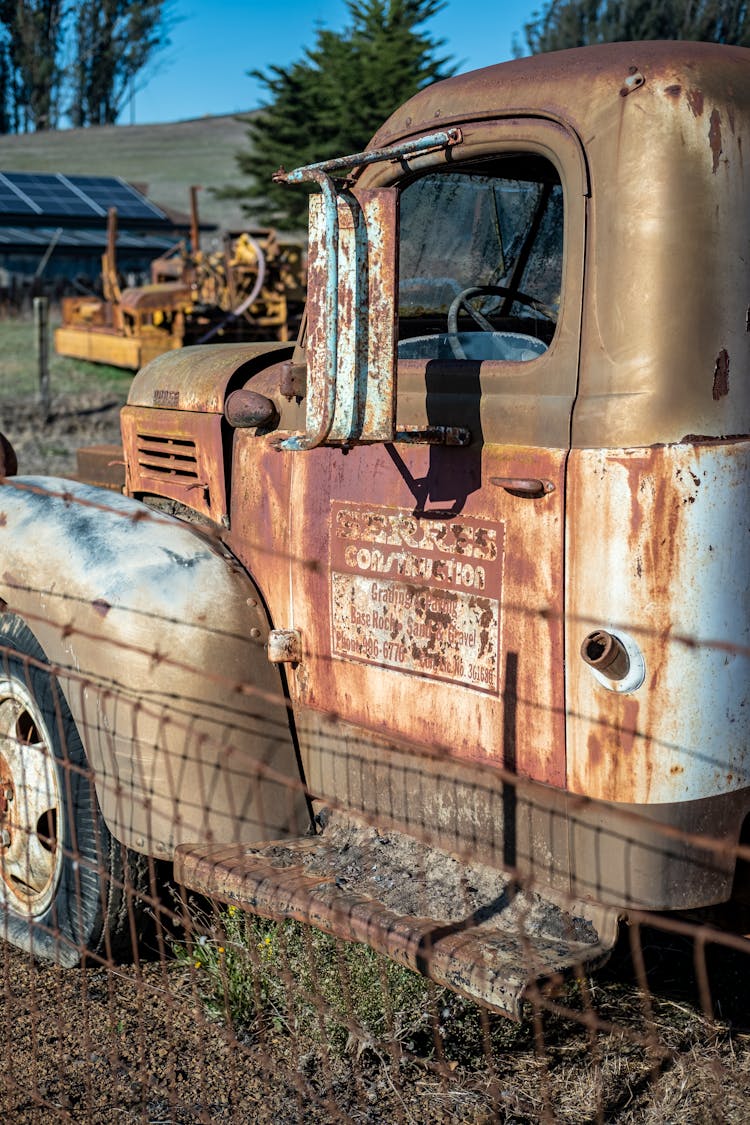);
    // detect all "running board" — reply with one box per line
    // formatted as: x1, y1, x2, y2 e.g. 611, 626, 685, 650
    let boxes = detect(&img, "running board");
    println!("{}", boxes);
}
174, 816, 619, 1019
